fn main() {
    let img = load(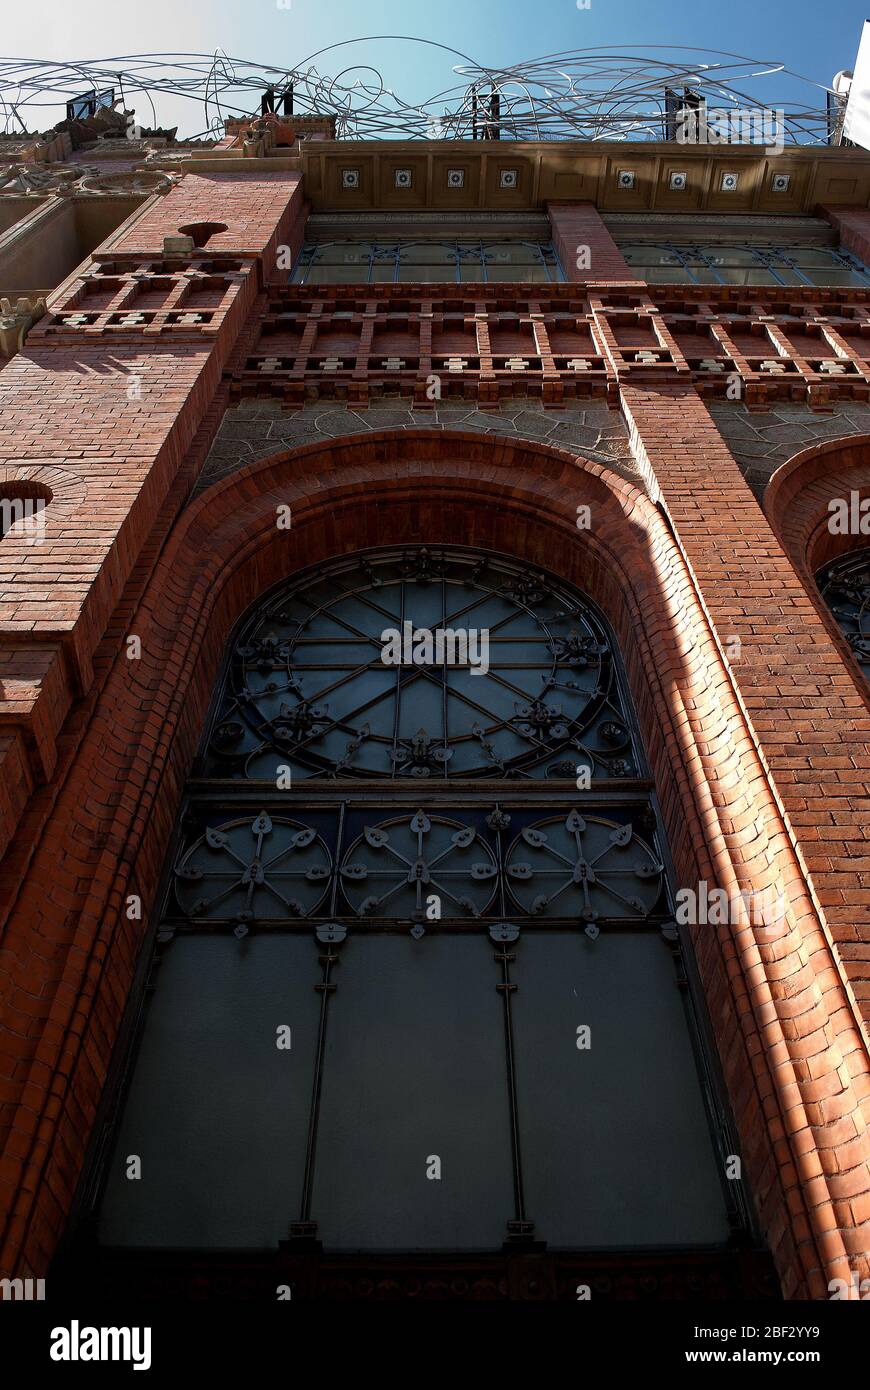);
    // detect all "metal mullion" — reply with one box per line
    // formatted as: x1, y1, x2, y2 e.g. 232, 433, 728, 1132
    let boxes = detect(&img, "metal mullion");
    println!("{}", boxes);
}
330, 801, 347, 916
391, 578, 405, 775
494, 809, 507, 919
492, 932, 533, 1243
186, 779, 654, 802
779, 255, 812, 289
297, 934, 341, 1231
440, 573, 450, 761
